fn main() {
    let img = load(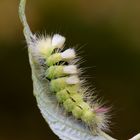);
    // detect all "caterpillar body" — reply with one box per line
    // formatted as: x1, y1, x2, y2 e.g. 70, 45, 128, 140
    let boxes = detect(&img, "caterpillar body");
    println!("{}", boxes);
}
29, 34, 110, 135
